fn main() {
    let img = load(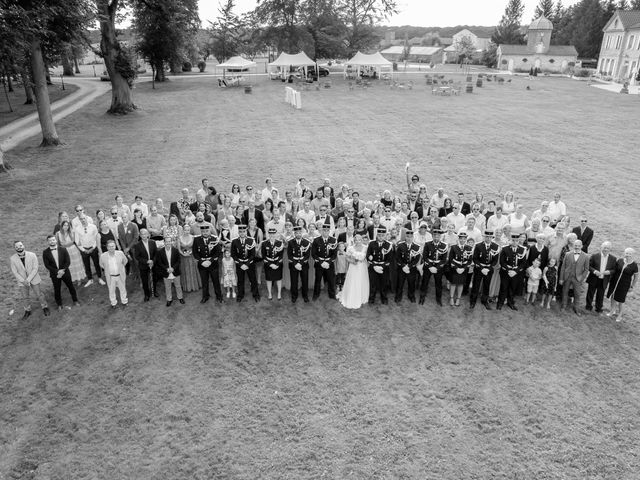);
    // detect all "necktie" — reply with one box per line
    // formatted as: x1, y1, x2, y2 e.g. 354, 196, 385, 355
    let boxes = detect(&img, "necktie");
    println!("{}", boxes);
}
50, 247, 57, 251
